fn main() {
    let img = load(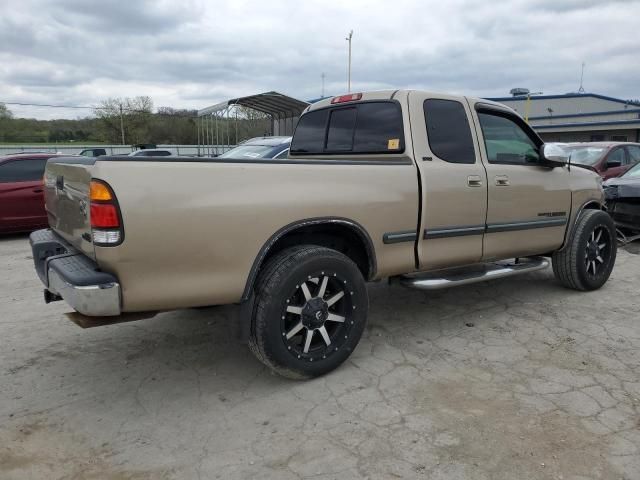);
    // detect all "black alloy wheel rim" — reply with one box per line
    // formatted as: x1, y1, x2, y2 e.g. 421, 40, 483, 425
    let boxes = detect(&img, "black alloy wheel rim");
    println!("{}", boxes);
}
281, 271, 355, 362
585, 225, 611, 276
